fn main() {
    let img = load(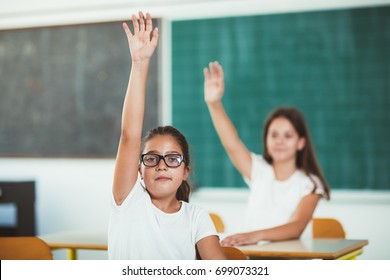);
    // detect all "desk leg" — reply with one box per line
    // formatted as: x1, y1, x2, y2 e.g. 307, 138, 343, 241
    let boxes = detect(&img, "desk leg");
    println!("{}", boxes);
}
336, 249, 363, 260
67, 249, 77, 260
